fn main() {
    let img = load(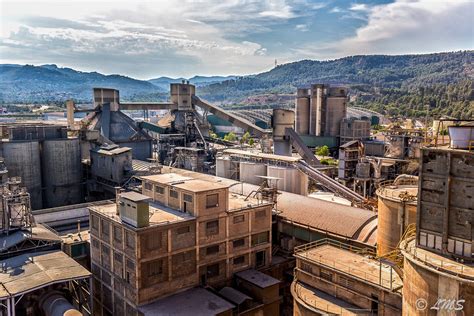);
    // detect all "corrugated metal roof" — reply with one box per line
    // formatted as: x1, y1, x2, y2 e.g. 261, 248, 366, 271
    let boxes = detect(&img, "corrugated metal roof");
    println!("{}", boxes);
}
0, 251, 90, 299
235, 269, 280, 288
